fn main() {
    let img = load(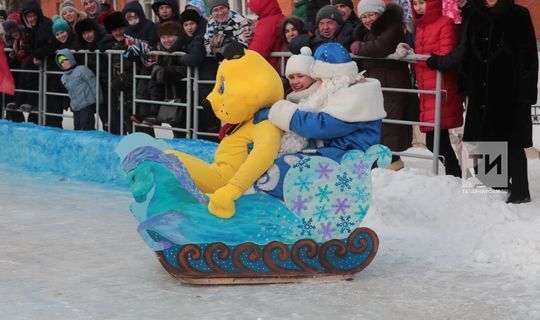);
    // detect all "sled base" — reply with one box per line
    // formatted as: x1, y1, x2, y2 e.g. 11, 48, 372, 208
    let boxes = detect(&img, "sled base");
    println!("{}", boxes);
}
154, 227, 378, 285
172, 274, 354, 285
